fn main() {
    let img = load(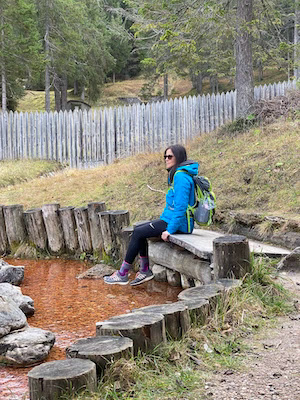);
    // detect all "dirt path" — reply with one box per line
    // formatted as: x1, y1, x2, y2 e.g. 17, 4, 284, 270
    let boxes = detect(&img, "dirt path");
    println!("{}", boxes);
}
204, 272, 300, 400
